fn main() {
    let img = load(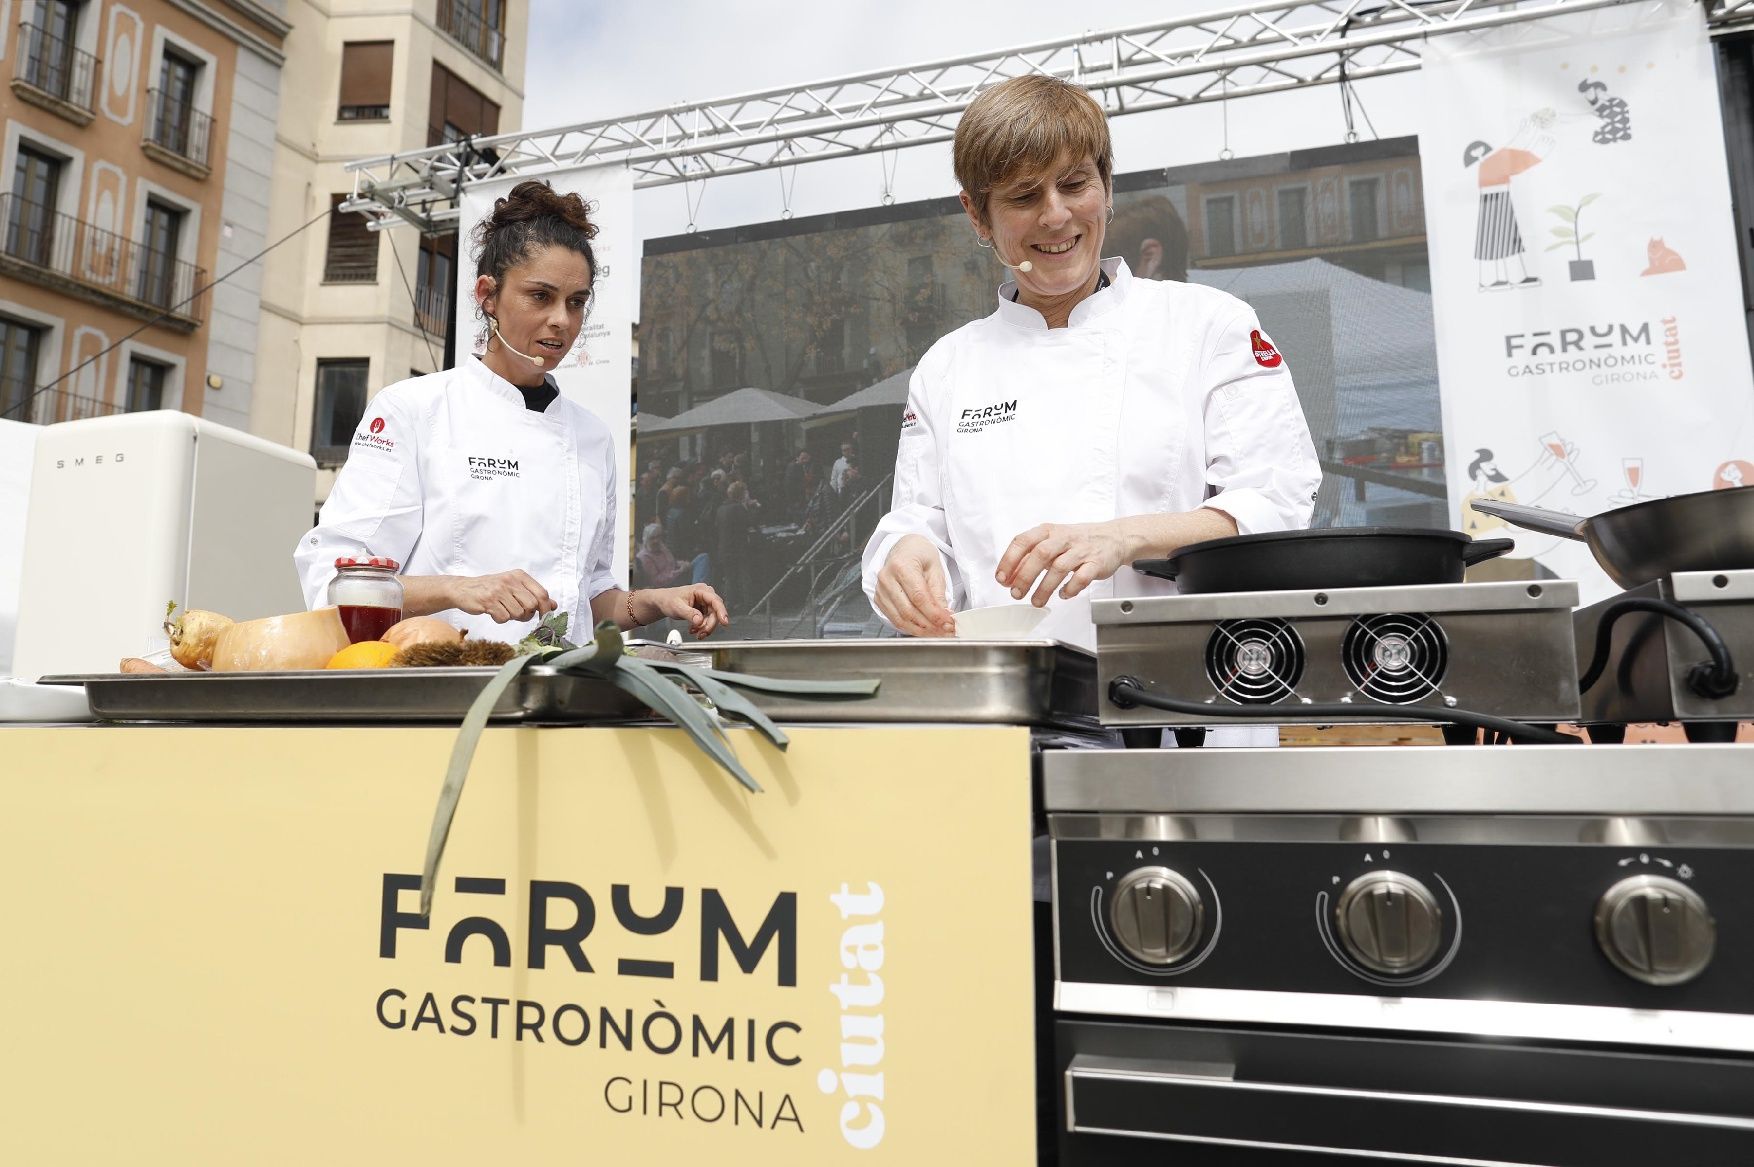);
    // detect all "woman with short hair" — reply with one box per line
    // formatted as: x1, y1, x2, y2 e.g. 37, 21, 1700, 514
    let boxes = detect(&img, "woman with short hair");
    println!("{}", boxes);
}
861, 75, 1320, 646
